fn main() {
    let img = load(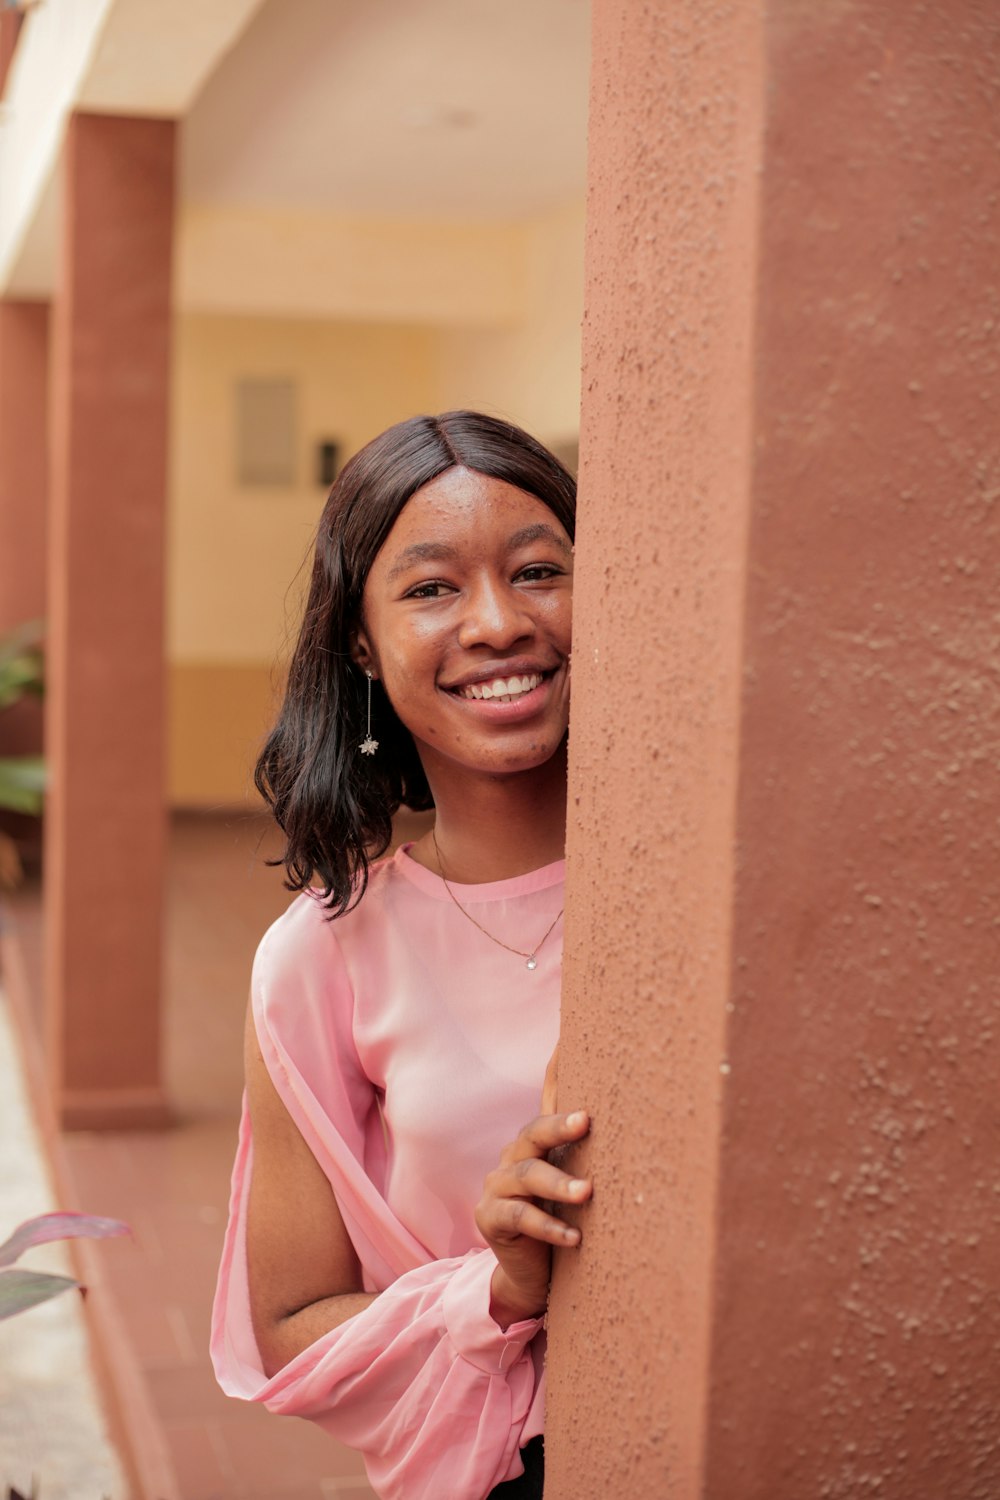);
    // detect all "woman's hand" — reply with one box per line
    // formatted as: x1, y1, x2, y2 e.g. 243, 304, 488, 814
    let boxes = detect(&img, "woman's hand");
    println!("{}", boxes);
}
475, 1045, 592, 1328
